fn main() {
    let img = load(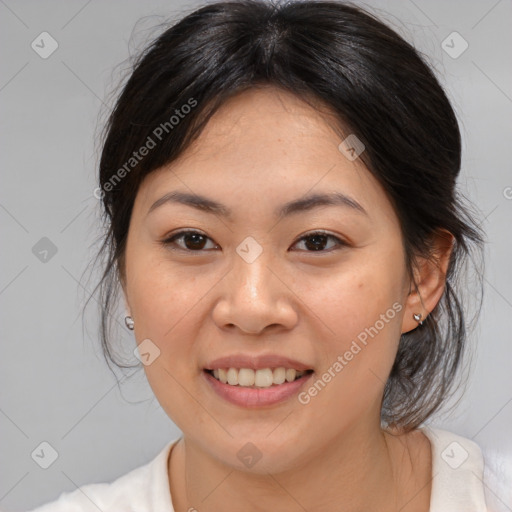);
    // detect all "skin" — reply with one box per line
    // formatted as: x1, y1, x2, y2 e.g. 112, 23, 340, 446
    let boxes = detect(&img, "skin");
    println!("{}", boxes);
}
121, 86, 453, 512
